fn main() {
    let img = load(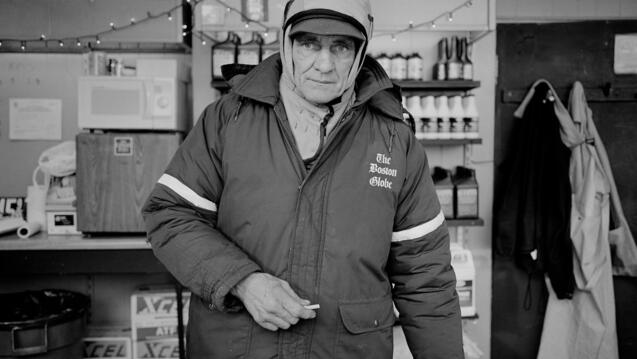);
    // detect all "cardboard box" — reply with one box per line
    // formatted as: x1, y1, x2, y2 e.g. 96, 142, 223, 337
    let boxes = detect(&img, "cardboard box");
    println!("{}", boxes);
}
131, 287, 190, 326
131, 287, 190, 359
83, 337, 132, 359
83, 326, 132, 359
453, 166, 479, 219
134, 338, 181, 359
432, 167, 455, 218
